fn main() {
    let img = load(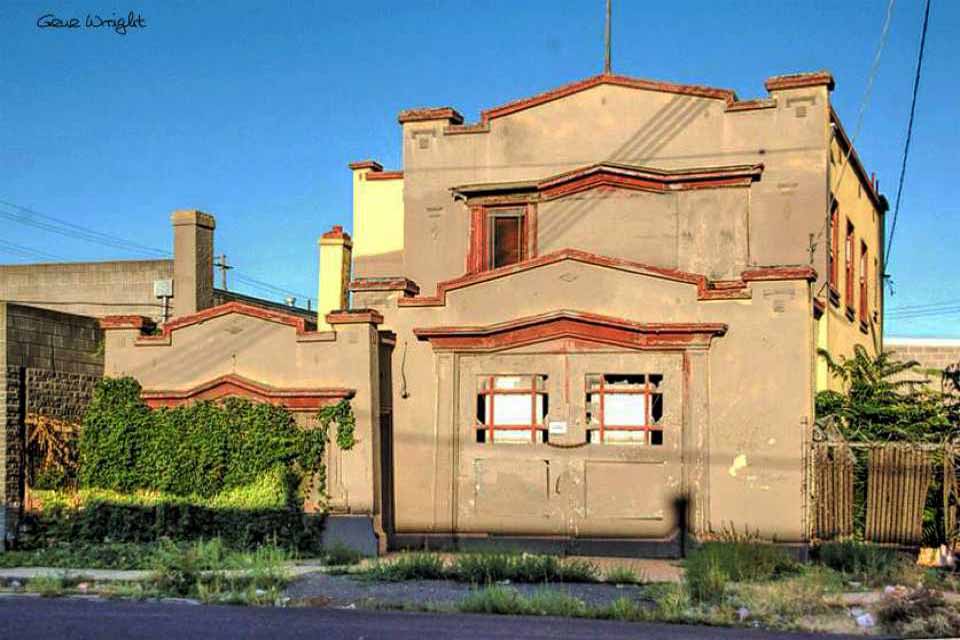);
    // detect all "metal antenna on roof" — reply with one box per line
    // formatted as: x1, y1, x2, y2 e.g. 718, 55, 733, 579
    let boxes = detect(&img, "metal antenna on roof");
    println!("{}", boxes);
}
604, 0, 612, 74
